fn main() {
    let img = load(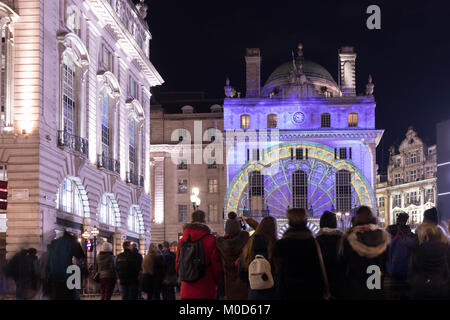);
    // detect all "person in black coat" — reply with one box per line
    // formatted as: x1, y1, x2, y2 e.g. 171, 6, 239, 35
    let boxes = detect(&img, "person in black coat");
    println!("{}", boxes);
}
340, 206, 390, 300
273, 208, 326, 300
316, 211, 344, 299
409, 208, 449, 300
116, 241, 142, 300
